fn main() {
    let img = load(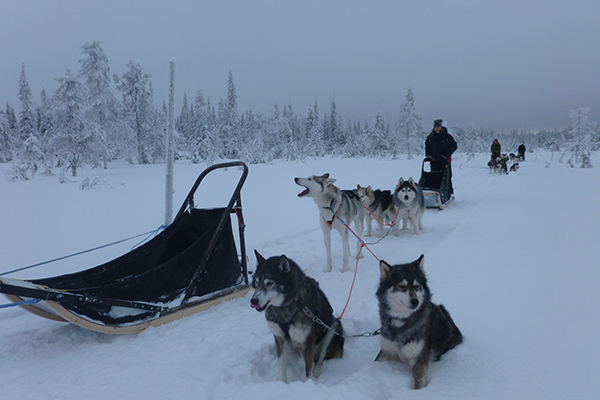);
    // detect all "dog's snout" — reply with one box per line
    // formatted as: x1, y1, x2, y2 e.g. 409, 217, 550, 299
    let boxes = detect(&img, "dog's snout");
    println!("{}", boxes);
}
250, 297, 258, 307
410, 298, 419, 308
